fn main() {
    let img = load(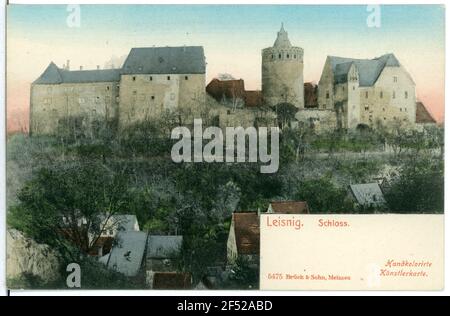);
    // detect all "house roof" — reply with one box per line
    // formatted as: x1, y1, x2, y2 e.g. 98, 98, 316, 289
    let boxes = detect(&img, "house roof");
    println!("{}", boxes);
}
121, 46, 205, 75
206, 78, 246, 102
329, 54, 400, 86
147, 235, 183, 259
232, 212, 260, 255
416, 102, 436, 124
349, 183, 386, 207
269, 201, 310, 214
106, 231, 147, 277
152, 272, 191, 289
244, 90, 263, 107
33, 62, 121, 84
